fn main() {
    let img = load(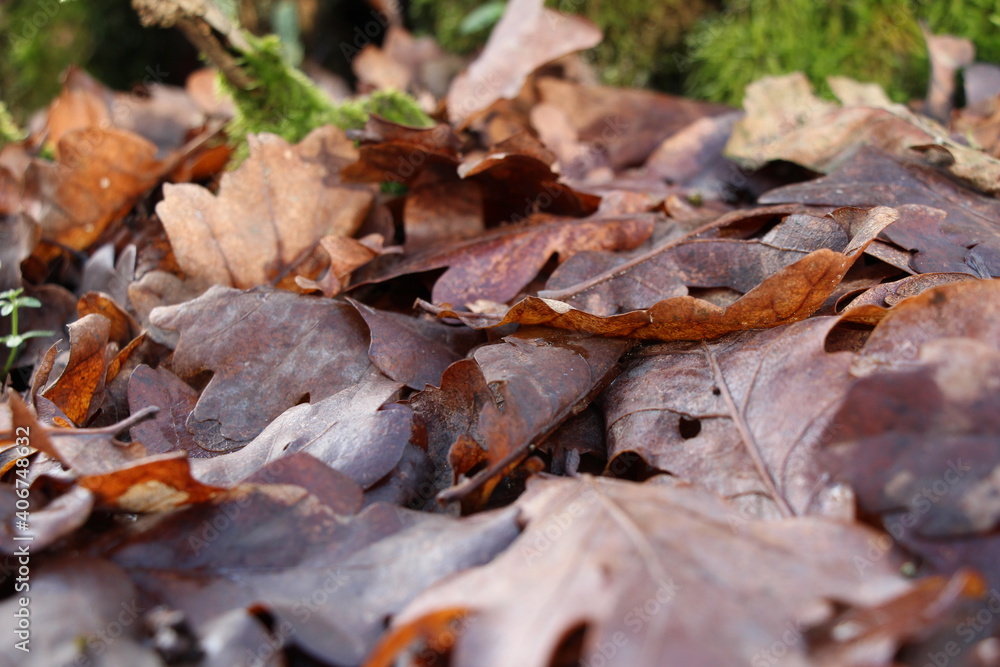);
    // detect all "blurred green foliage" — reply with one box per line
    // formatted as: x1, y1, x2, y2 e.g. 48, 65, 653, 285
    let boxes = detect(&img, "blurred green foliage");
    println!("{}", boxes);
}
410, 0, 714, 89
3, 0, 999, 124
685, 0, 1000, 105
411, 0, 1000, 102
0, 0, 195, 121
